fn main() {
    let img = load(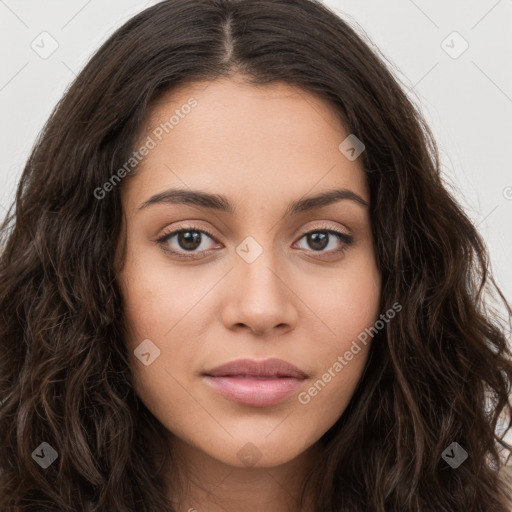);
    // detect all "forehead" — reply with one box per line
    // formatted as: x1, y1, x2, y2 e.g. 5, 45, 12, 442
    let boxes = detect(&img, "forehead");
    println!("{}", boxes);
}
124, 77, 369, 211
142, 77, 349, 149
